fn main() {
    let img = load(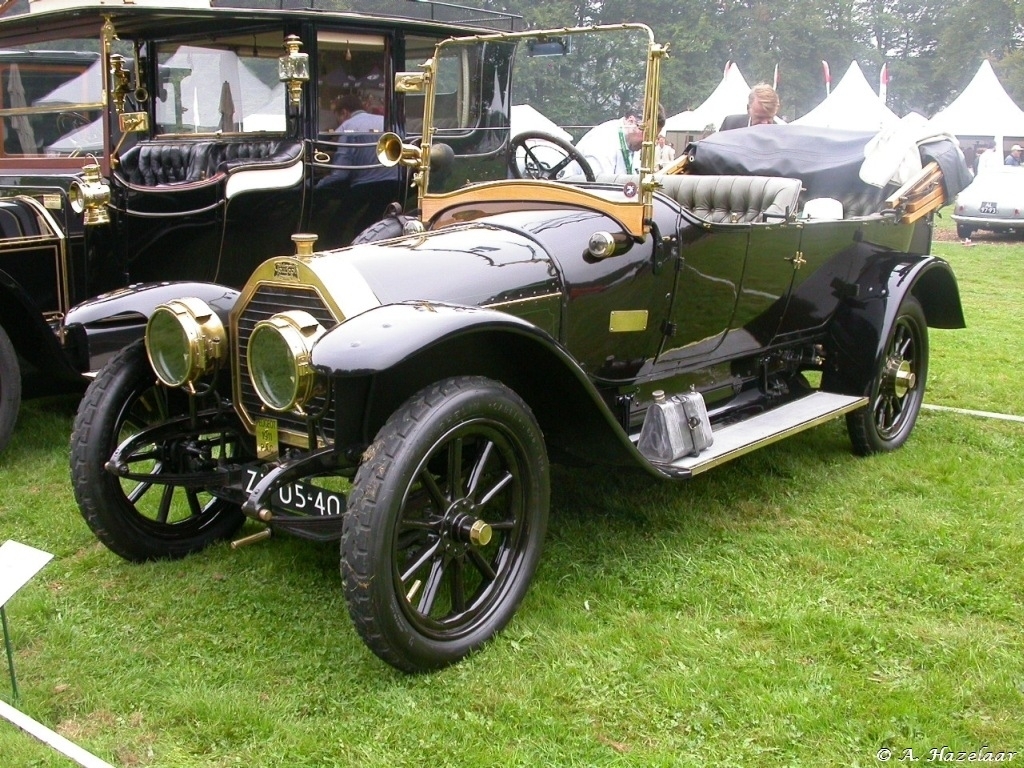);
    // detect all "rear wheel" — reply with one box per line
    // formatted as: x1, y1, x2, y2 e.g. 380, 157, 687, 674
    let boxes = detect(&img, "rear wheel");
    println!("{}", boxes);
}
0, 325, 21, 453
342, 377, 549, 672
847, 296, 928, 455
956, 223, 973, 239
70, 340, 246, 562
